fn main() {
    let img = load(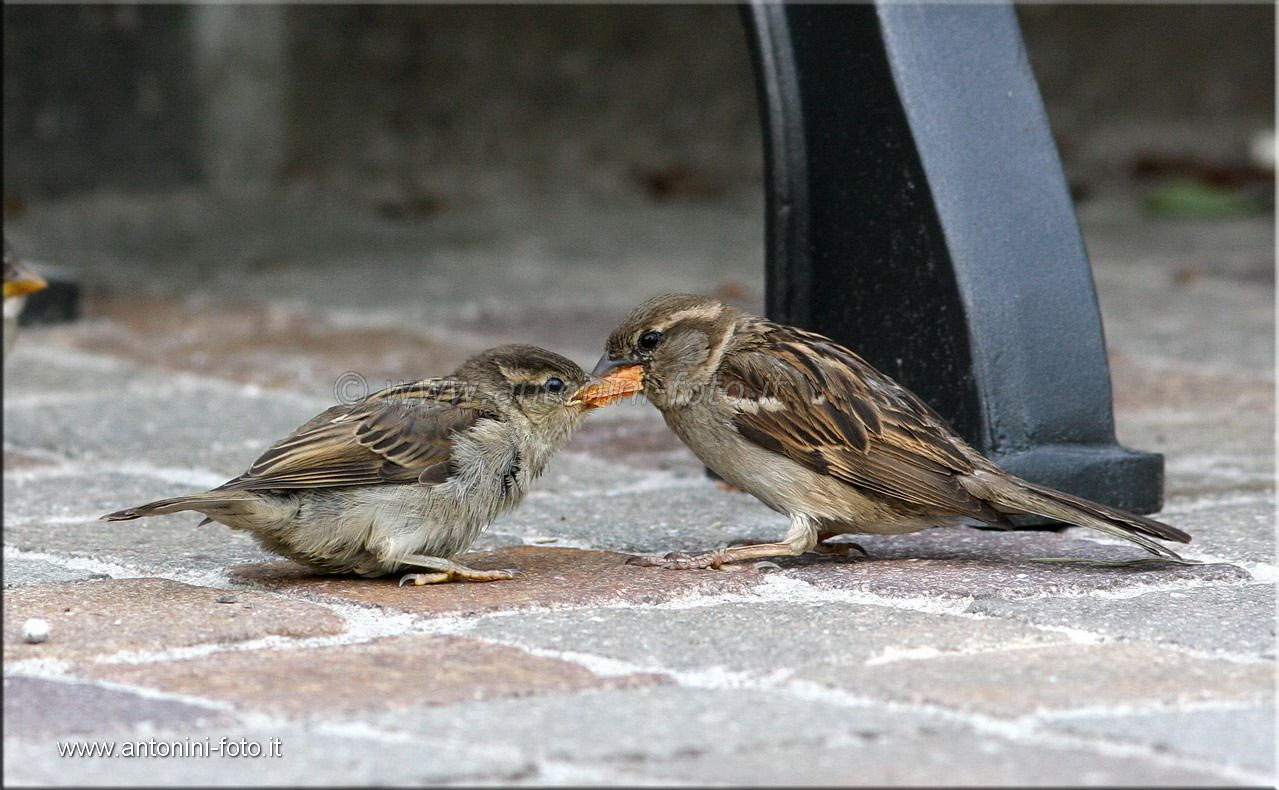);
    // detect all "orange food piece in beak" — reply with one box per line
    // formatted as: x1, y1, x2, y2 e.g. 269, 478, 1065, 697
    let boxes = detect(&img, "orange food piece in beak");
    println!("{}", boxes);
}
572, 365, 644, 408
